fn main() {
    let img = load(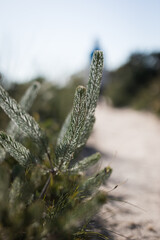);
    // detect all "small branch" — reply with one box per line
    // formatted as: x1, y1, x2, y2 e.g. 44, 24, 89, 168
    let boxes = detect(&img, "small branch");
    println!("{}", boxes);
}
47, 151, 54, 172
39, 166, 58, 200
39, 175, 51, 199
42, 138, 55, 174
